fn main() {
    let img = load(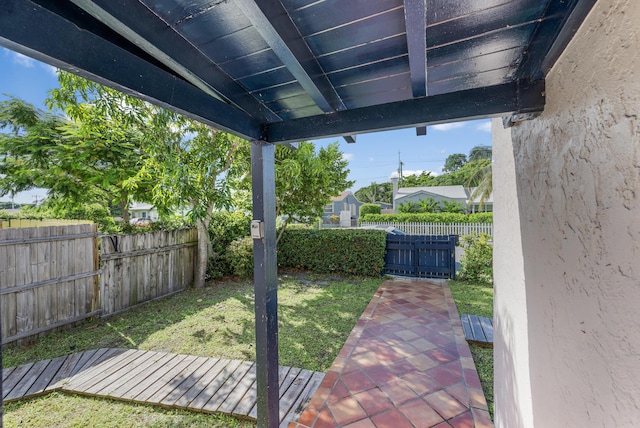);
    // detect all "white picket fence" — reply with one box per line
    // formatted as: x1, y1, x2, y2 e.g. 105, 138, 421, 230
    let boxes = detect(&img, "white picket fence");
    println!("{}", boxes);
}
360, 222, 493, 236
